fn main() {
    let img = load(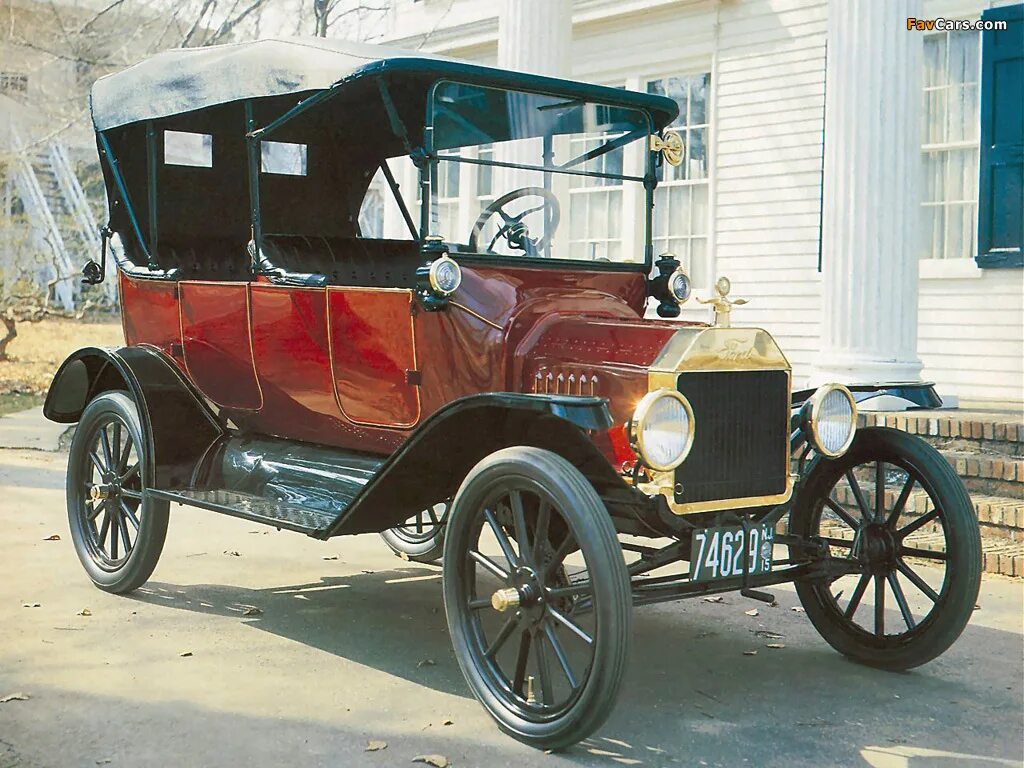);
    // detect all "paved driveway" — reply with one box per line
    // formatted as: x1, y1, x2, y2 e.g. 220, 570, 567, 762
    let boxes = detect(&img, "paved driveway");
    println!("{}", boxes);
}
1, 448, 1021, 768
